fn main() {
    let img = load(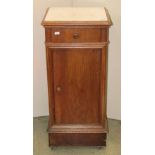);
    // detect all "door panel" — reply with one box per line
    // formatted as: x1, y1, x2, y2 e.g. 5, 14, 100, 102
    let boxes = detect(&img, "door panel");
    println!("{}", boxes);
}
51, 48, 101, 124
